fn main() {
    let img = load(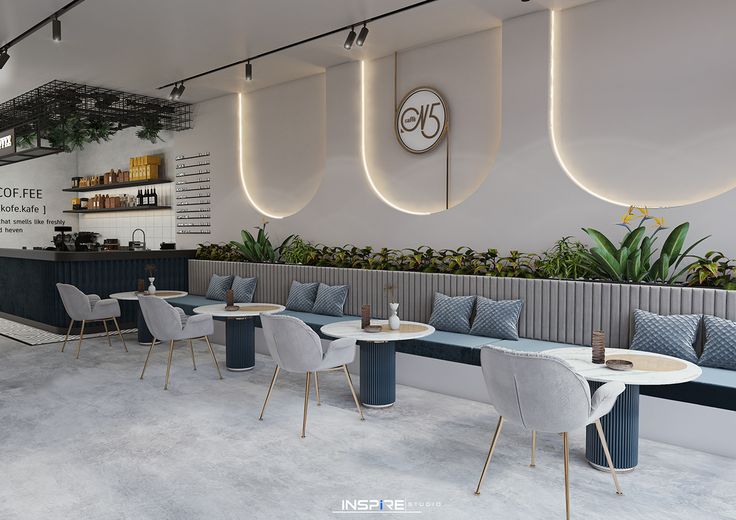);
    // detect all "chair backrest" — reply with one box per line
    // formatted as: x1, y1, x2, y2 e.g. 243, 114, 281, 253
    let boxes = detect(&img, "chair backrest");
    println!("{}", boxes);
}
56, 283, 91, 320
480, 346, 592, 433
138, 296, 183, 341
260, 314, 324, 373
